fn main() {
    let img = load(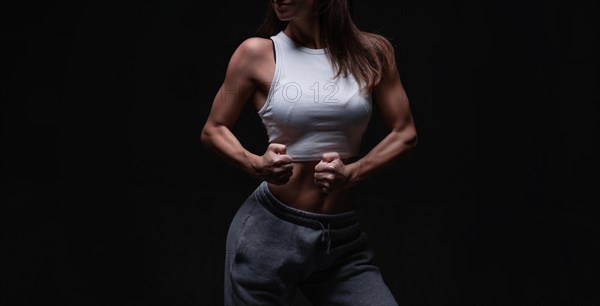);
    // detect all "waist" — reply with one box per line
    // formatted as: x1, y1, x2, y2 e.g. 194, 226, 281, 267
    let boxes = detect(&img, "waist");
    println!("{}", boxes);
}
255, 181, 359, 229
272, 140, 361, 163
266, 157, 358, 214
